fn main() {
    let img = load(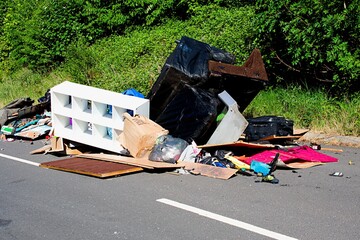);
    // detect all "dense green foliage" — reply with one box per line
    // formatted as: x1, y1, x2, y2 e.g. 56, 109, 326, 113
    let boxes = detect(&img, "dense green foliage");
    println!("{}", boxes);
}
0, 0, 249, 71
255, 0, 360, 94
51, 5, 256, 94
0, 1, 359, 136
